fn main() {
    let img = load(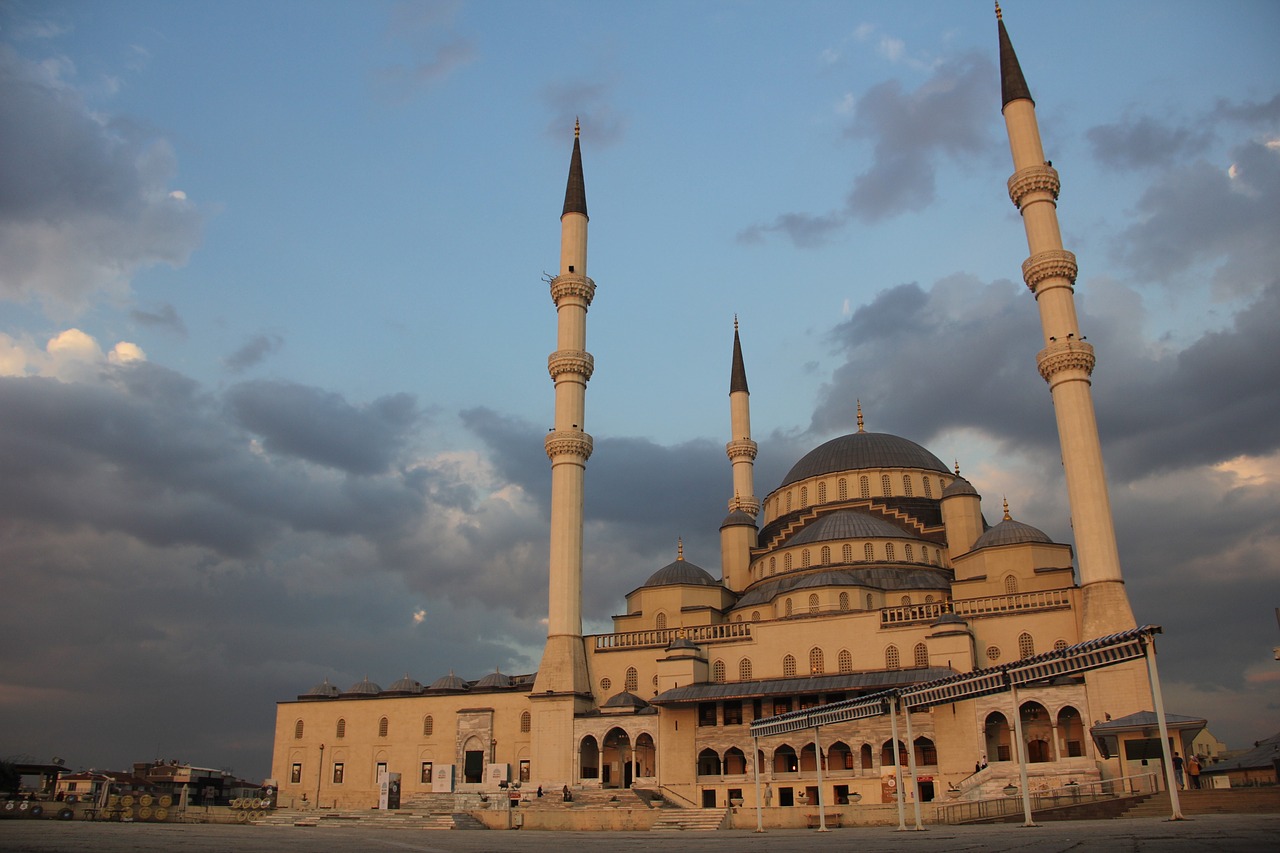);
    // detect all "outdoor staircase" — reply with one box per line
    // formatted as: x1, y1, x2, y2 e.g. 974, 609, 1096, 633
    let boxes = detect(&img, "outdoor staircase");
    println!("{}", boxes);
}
1118, 788, 1280, 819
650, 808, 729, 831
253, 808, 487, 829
